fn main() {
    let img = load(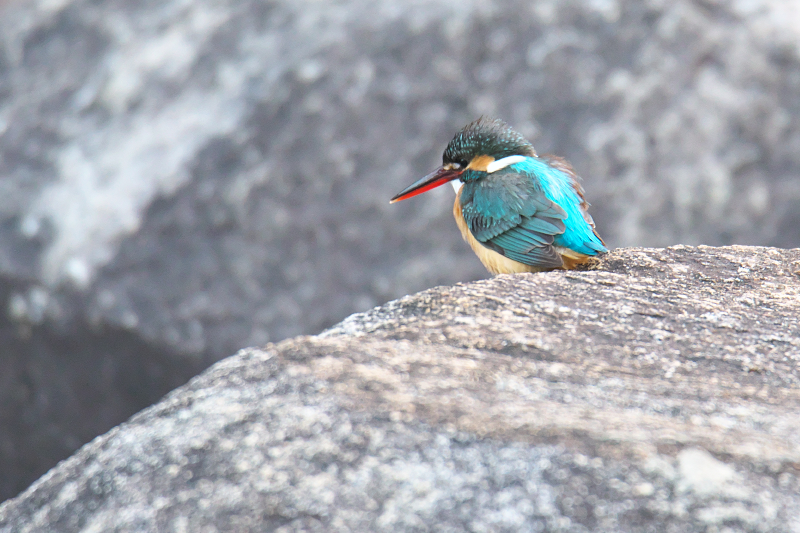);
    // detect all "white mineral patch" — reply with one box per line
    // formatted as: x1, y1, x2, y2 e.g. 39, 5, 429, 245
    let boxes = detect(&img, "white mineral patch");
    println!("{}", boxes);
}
677, 447, 745, 498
